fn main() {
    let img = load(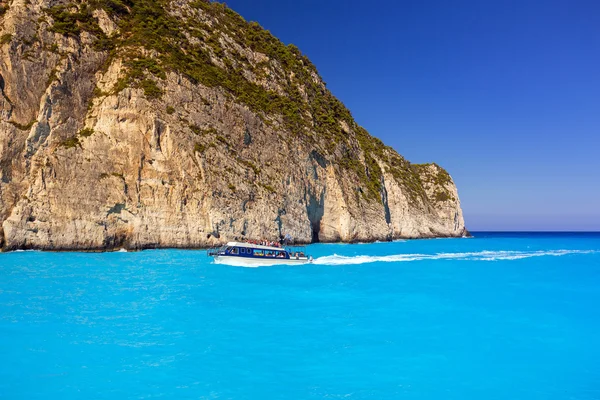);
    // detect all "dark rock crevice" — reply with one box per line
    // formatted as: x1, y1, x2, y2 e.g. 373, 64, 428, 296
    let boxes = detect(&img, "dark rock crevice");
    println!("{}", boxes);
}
310, 150, 327, 169
275, 208, 285, 239
102, 231, 128, 250
106, 203, 126, 216
243, 127, 252, 145
306, 189, 324, 243
380, 176, 391, 225
0, 73, 13, 120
